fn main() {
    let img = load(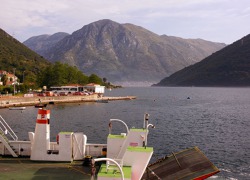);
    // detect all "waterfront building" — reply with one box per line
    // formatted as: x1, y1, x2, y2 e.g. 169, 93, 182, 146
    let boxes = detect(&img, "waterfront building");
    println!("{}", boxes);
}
0, 70, 18, 86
